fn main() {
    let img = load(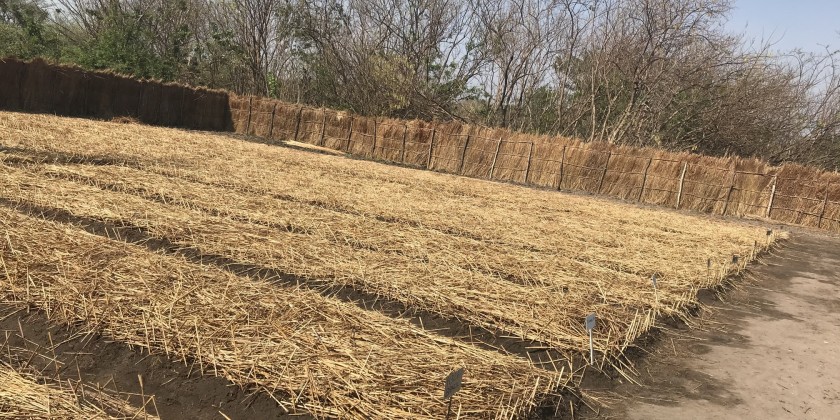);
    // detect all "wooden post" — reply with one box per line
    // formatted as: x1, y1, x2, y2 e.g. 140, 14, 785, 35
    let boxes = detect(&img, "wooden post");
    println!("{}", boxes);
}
675, 162, 688, 209
722, 169, 737, 216
267, 103, 277, 139
765, 175, 777, 218
292, 106, 303, 142
818, 183, 831, 228
458, 135, 471, 174
597, 151, 611, 193
426, 127, 436, 169
371, 118, 378, 157
318, 110, 327, 147
401, 125, 408, 163
557, 145, 566, 190
639, 157, 653, 201
524, 142, 534, 184
489, 137, 503, 179
345, 117, 354, 152
245, 96, 253, 134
